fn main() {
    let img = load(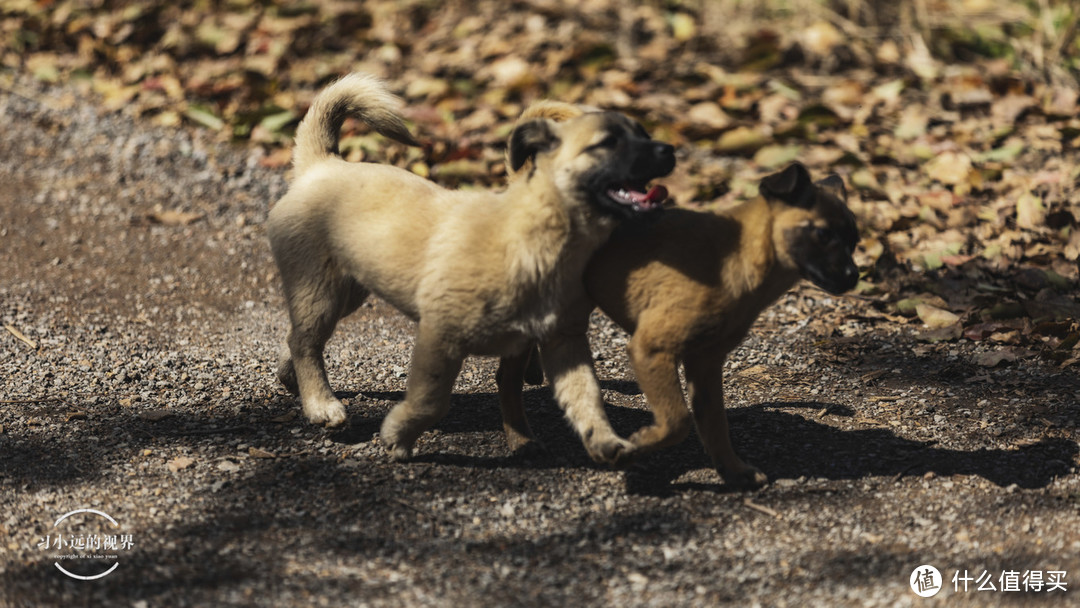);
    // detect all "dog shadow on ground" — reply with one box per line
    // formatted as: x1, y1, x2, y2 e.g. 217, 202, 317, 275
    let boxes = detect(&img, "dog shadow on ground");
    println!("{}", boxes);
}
617, 400, 1077, 497
323, 383, 1077, 495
